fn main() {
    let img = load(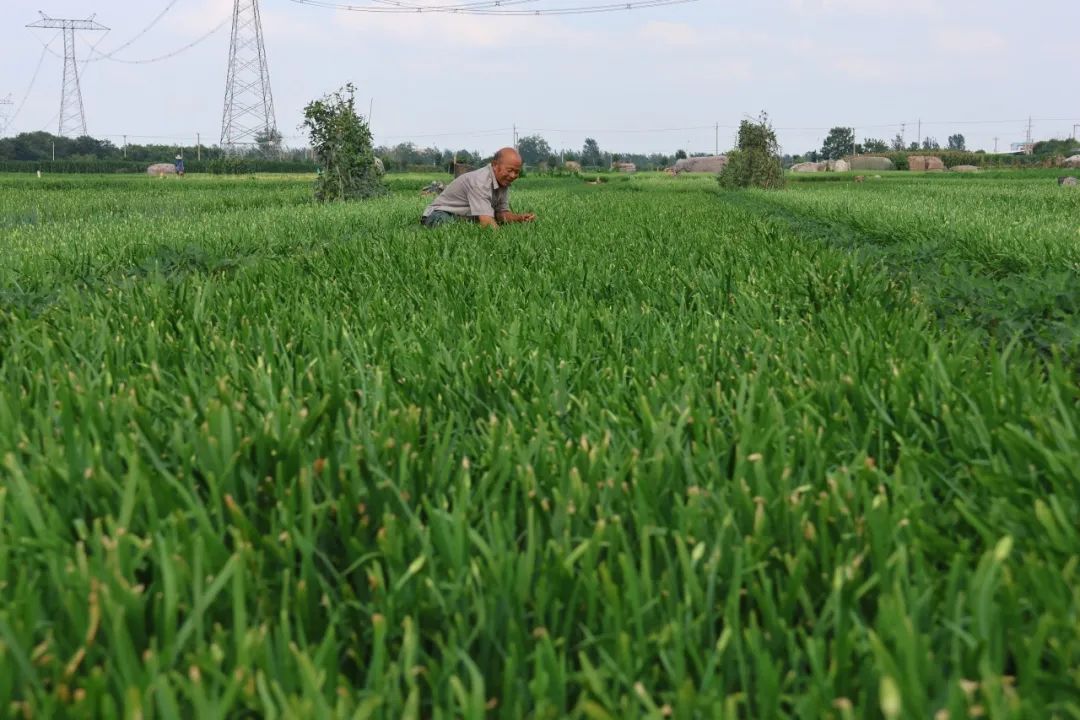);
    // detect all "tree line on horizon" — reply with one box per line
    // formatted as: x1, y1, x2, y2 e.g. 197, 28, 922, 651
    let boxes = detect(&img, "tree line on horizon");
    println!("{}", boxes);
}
1, 128, 1074, 171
